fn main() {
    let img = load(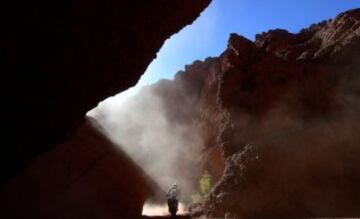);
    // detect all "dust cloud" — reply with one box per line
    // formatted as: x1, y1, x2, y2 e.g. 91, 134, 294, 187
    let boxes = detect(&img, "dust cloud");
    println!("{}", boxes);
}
88, 85, 204, 204
142, 201, 188, 216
